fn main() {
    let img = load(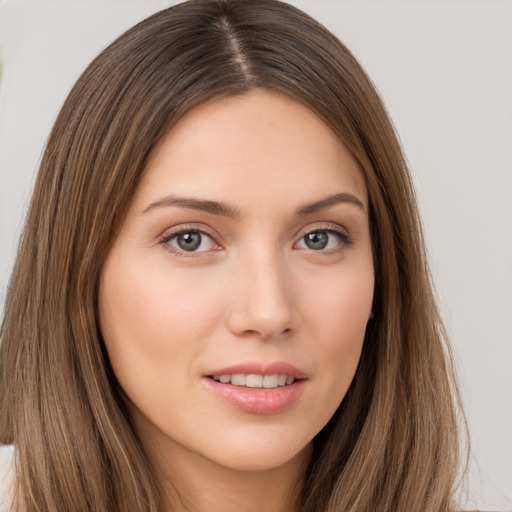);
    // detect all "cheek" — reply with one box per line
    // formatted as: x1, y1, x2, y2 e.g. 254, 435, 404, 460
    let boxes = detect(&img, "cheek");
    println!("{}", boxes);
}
325, 275, 373, 343
304, 257, 374, 337
98, 253, 226, 375
301, 262, 374, 399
